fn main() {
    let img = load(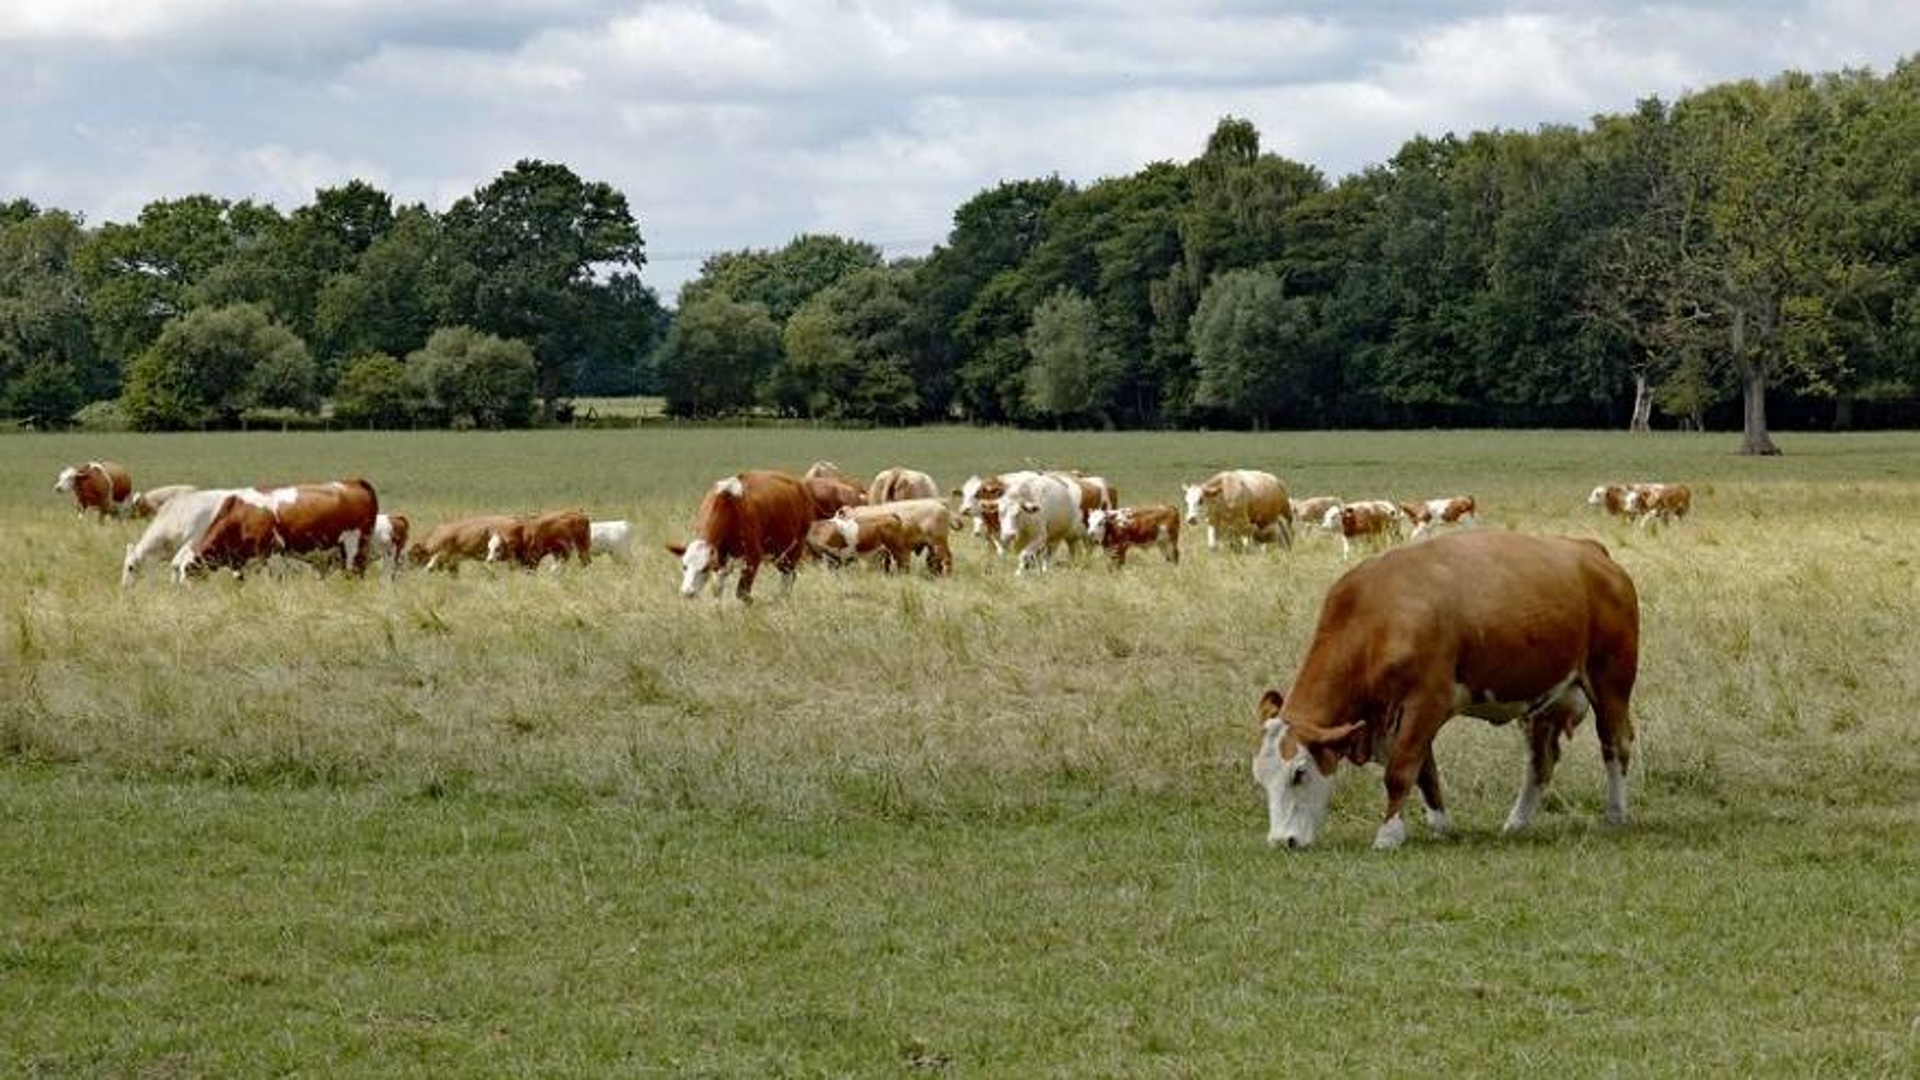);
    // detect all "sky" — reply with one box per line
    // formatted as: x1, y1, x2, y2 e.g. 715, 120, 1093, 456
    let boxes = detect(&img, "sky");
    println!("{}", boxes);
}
4, 1, 1916, 303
